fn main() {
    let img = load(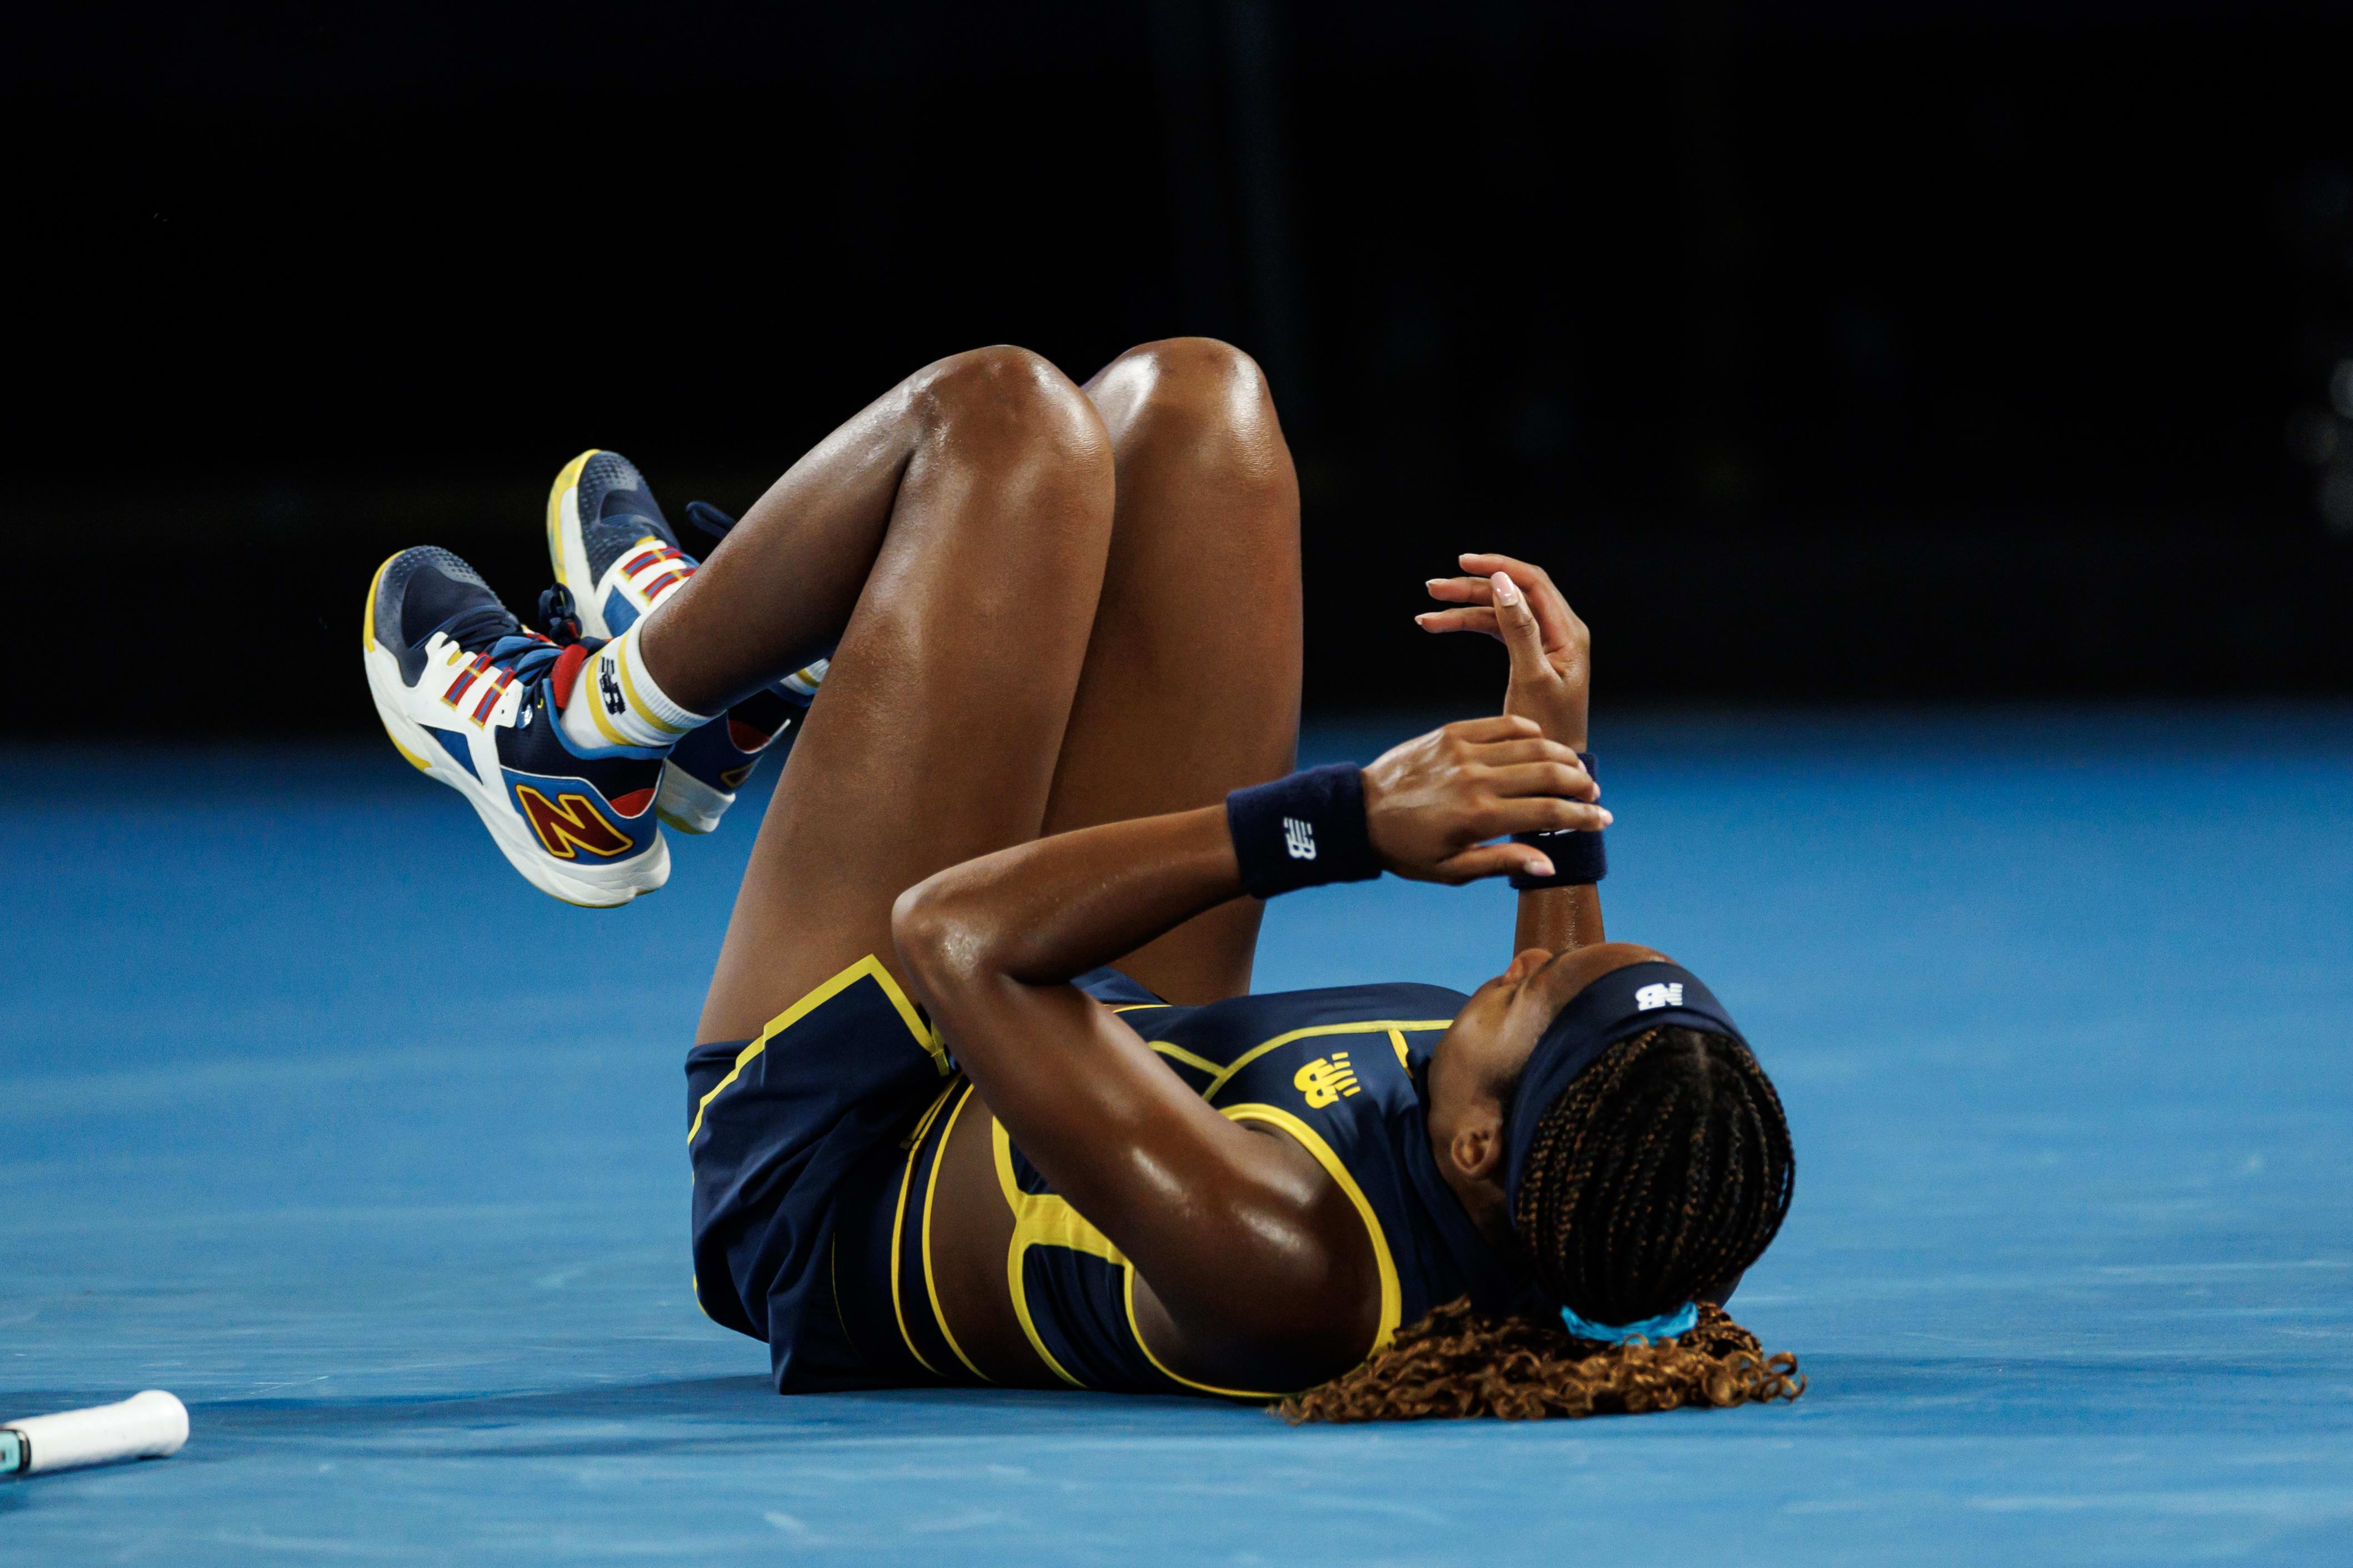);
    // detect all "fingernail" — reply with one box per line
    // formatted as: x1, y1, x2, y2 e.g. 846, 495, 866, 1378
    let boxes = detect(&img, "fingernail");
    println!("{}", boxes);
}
1491, 572, 1521, 606
1599, 810, 1614, 825
1531, 857, 1555, 877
